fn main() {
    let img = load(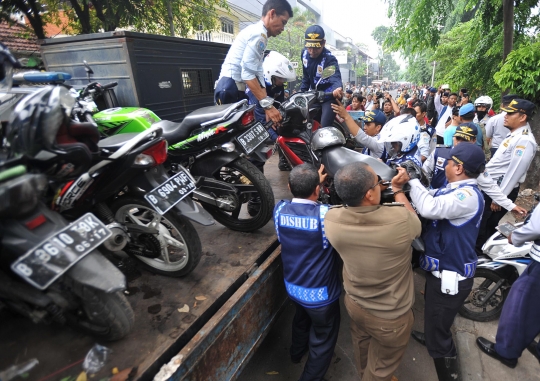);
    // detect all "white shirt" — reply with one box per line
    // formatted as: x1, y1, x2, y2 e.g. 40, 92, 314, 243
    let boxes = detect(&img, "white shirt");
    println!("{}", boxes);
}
434, 92, 444, 116
365, 100, 374, 111
435, 105, 452, 138
417, 123, 437, 159
485, 124, 537, 195
485, 113, 508, 148
409, 178, 481, 225
354, 129, 385, 159
219, 21, 267, 86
